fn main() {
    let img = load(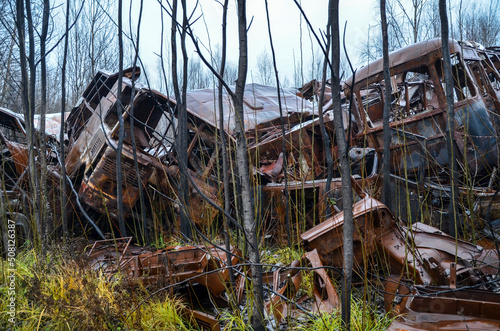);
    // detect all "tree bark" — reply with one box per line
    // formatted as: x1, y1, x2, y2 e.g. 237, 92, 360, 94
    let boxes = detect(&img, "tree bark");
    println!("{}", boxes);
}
439, 0, 458, 237
18, 0, 42, 250
329, 0, 354, 328
381, 0, 393, 212
40, 0, 50, 243
179, 0, 191, 239
170, 0, 191, 240
218, 0, 236, 296
129, 0, 148, 244
60, 0, 70, 240
116, 0, 127, 237
234, 1, 264, 329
